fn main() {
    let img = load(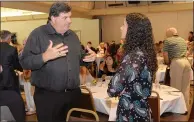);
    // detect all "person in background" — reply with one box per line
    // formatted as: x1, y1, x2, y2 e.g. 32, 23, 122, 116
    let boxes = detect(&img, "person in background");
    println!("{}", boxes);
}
0, 30, 25, 122
158, 41, 164, 57
86, 41, 96, 53
104, 42, 110, 56
0, 90, 25, 122
158, 41, 164, 52
23, 70, 36, 115
10, 33, 23, 54
0, 30, 23, 94
119, 39, 125, 48
97, 42, 105, 55
79, 66, 94, 85
163, 27, 191, 110
188, 31, 193, 42
19, 2, 96, 122
98, 55, 117, 78
20, 39, 36, 115
109, 40, 119, 56
115, 47, 124, 65
107, 13, 157, 121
